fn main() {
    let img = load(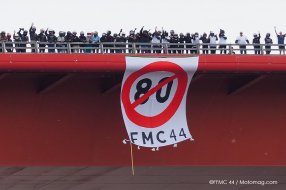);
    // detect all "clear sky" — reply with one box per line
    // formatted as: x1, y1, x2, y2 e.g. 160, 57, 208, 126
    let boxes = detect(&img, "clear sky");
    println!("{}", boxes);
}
1, 0, 286, 42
